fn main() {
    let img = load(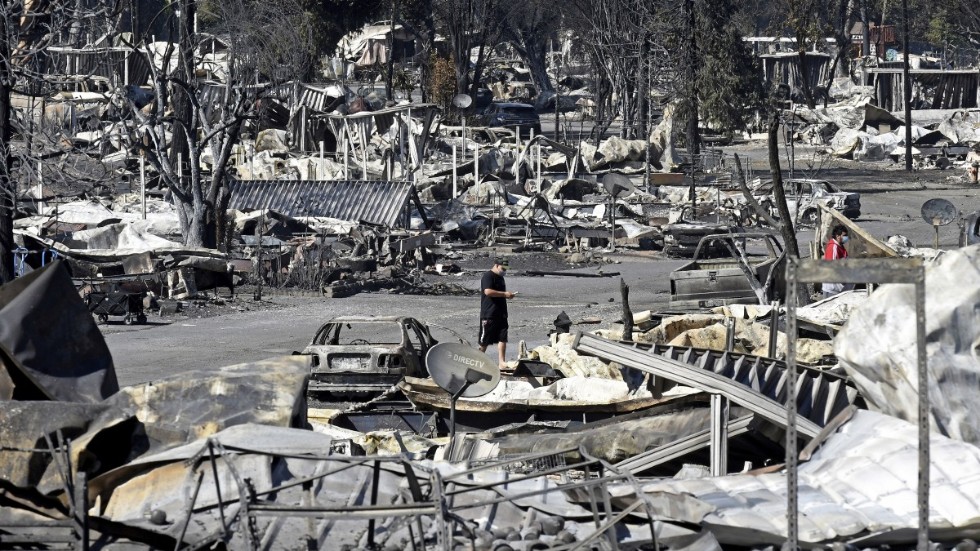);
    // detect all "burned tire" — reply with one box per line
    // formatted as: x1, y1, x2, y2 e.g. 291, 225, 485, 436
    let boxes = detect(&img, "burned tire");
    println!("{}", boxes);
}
123, 315, 134, 325
137, 314, 147, 324
98, 314, 109, 324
